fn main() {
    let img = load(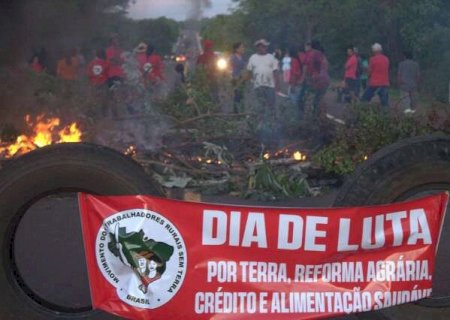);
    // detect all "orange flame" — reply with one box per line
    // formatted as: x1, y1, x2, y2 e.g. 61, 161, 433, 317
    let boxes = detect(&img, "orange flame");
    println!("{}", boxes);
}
124, 145, 137, 156
293, 151, 307, 161
59, 123, 82, 143
0, 114, 82, 158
